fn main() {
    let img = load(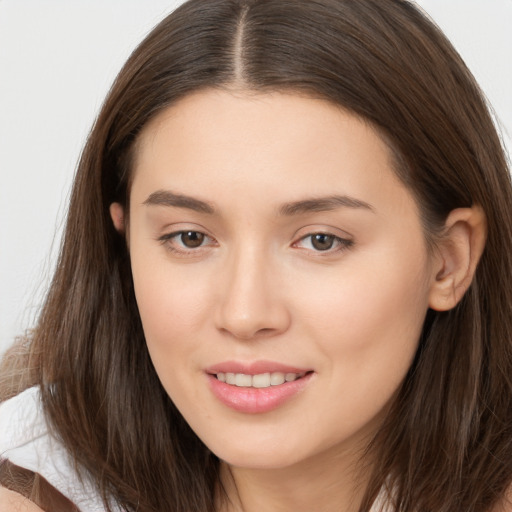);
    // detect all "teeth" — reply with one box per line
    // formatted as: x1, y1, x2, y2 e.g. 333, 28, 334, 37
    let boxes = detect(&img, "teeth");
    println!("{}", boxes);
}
235, 373, 252, 387
216, 371, 304, 388
253, 373, 271, 388
270, 372, 285, 385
